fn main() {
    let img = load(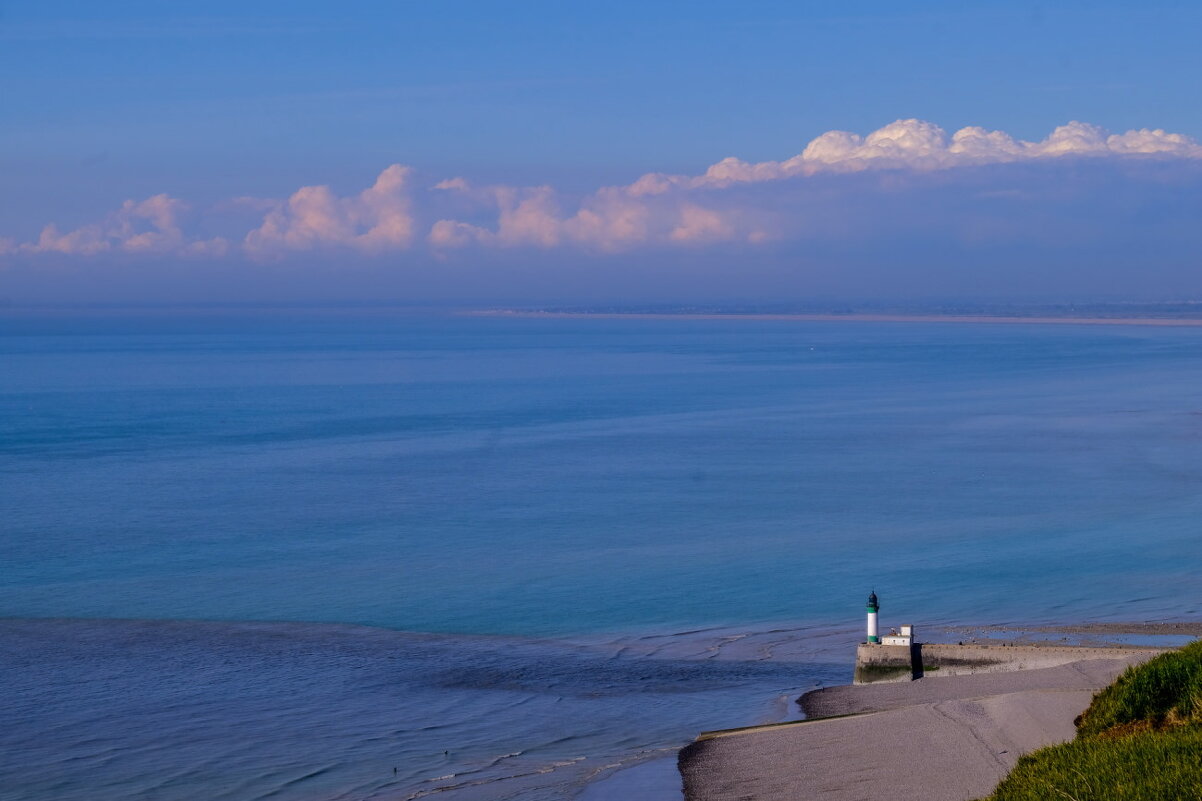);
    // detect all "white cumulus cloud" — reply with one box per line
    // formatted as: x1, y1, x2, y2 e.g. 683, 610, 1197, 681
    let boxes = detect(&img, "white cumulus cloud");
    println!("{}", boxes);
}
244, 164, 416, 257
676, 119, 1202, 189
